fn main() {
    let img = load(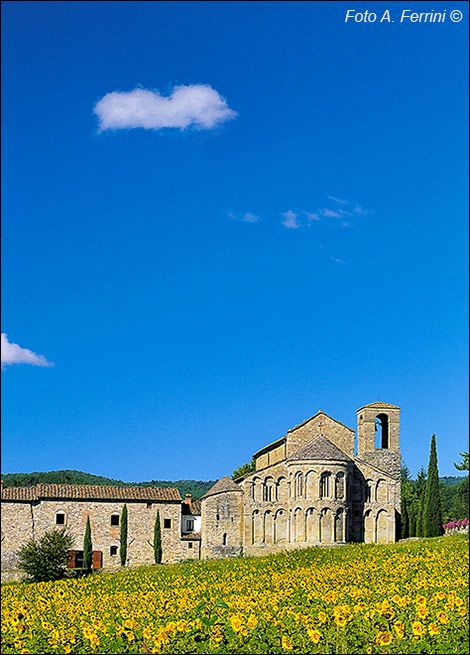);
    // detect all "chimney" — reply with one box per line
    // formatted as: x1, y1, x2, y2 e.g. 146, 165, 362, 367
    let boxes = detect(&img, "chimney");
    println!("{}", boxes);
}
184, 493, 192, 505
